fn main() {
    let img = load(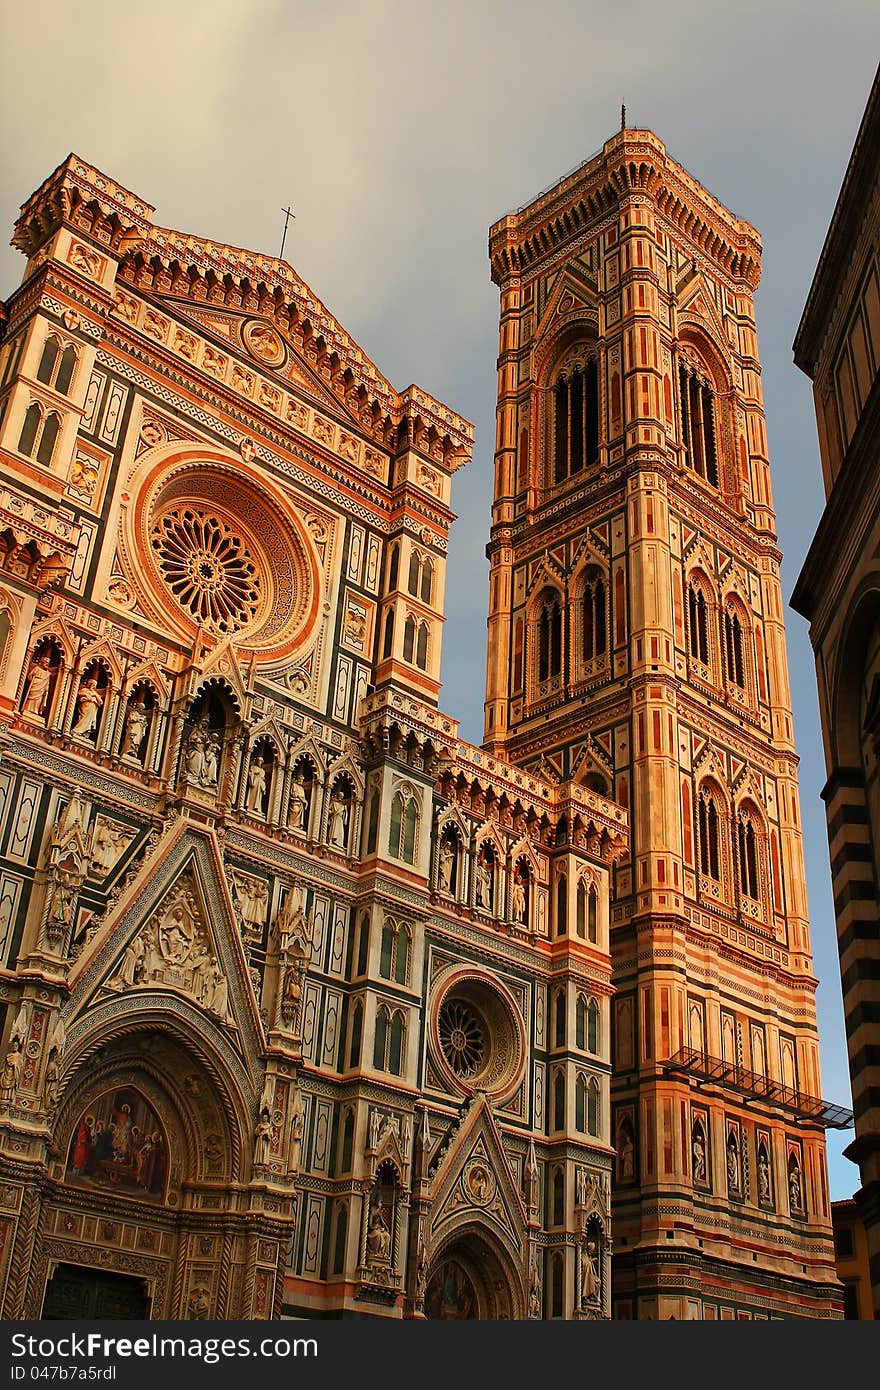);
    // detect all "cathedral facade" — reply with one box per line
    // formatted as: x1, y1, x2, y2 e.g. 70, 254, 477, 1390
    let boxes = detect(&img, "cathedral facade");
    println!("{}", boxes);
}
0, 131, 847, 1321
0, 154, 625, 1320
